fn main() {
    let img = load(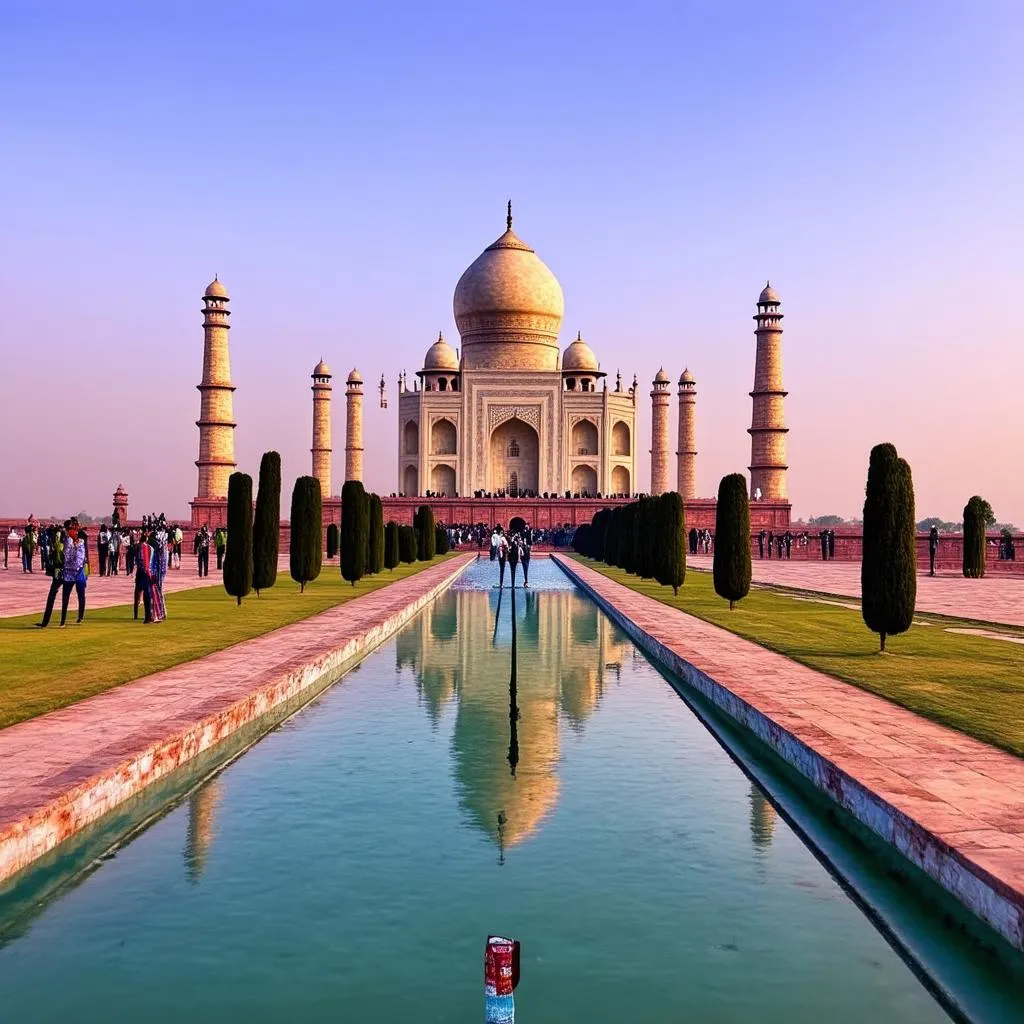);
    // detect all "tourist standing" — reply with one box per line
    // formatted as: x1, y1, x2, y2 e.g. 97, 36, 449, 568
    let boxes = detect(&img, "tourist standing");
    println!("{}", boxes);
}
827, 529, 835, 560
153, 522, 169, 617
134, 532, 157, 622
757, 529, 765, 559
520, 529, 532, 587
37, 524, 68, 628
108, 526, 122, 575
21, 525, 36, 573
97, 524, 110, 576
58, 528, 87, 627
214, 526, 227, 570
195, 525, 210, 577
4, 526, 18, 569
929, 525, 939, 576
